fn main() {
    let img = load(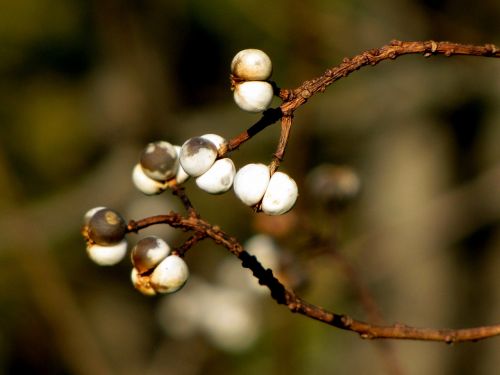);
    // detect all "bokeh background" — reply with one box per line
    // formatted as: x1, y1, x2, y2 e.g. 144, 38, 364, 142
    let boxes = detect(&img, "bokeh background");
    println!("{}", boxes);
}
0, 1, 499, 374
